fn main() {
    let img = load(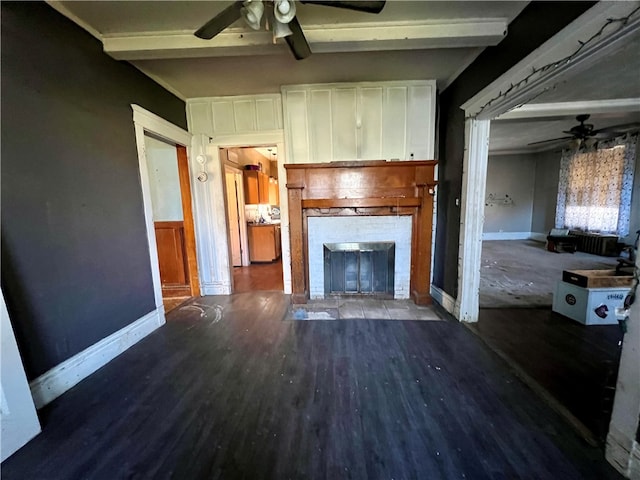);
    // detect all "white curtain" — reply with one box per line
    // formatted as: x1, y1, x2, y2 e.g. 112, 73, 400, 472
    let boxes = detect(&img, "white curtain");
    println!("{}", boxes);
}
555, 135, 636, 236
